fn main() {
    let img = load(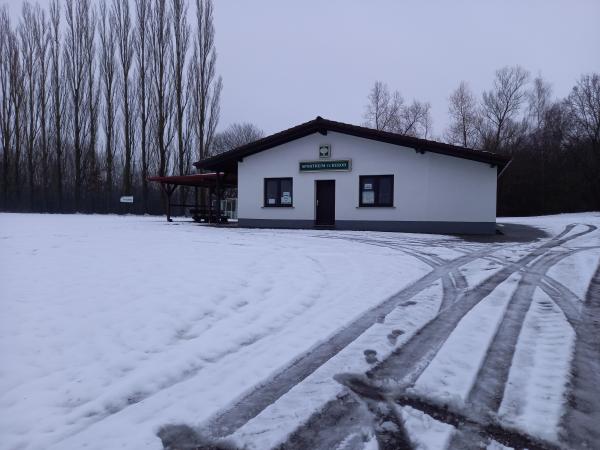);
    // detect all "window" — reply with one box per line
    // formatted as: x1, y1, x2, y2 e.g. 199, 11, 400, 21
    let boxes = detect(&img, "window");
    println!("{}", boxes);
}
359, 175, 394, 207
264, 178, 293, 207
